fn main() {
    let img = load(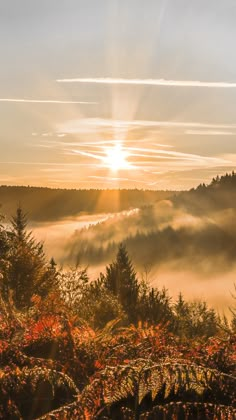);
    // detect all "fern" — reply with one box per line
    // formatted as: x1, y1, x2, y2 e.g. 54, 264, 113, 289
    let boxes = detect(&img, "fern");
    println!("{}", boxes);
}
37, 403, 236, 420
36, 359, 236, 419
90, 359, 235, 406
0, 366, 79, 418
36, 401, 81, 419
0, 366, 79, 395
0, 345, 58, 370
139, 402, 236, 419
